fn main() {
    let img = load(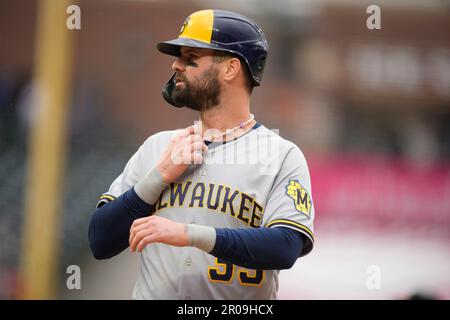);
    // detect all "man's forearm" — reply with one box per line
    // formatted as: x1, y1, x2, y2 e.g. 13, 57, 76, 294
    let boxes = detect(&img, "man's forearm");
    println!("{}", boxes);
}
89, 187, 154, 259
187, 225, 304, 270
